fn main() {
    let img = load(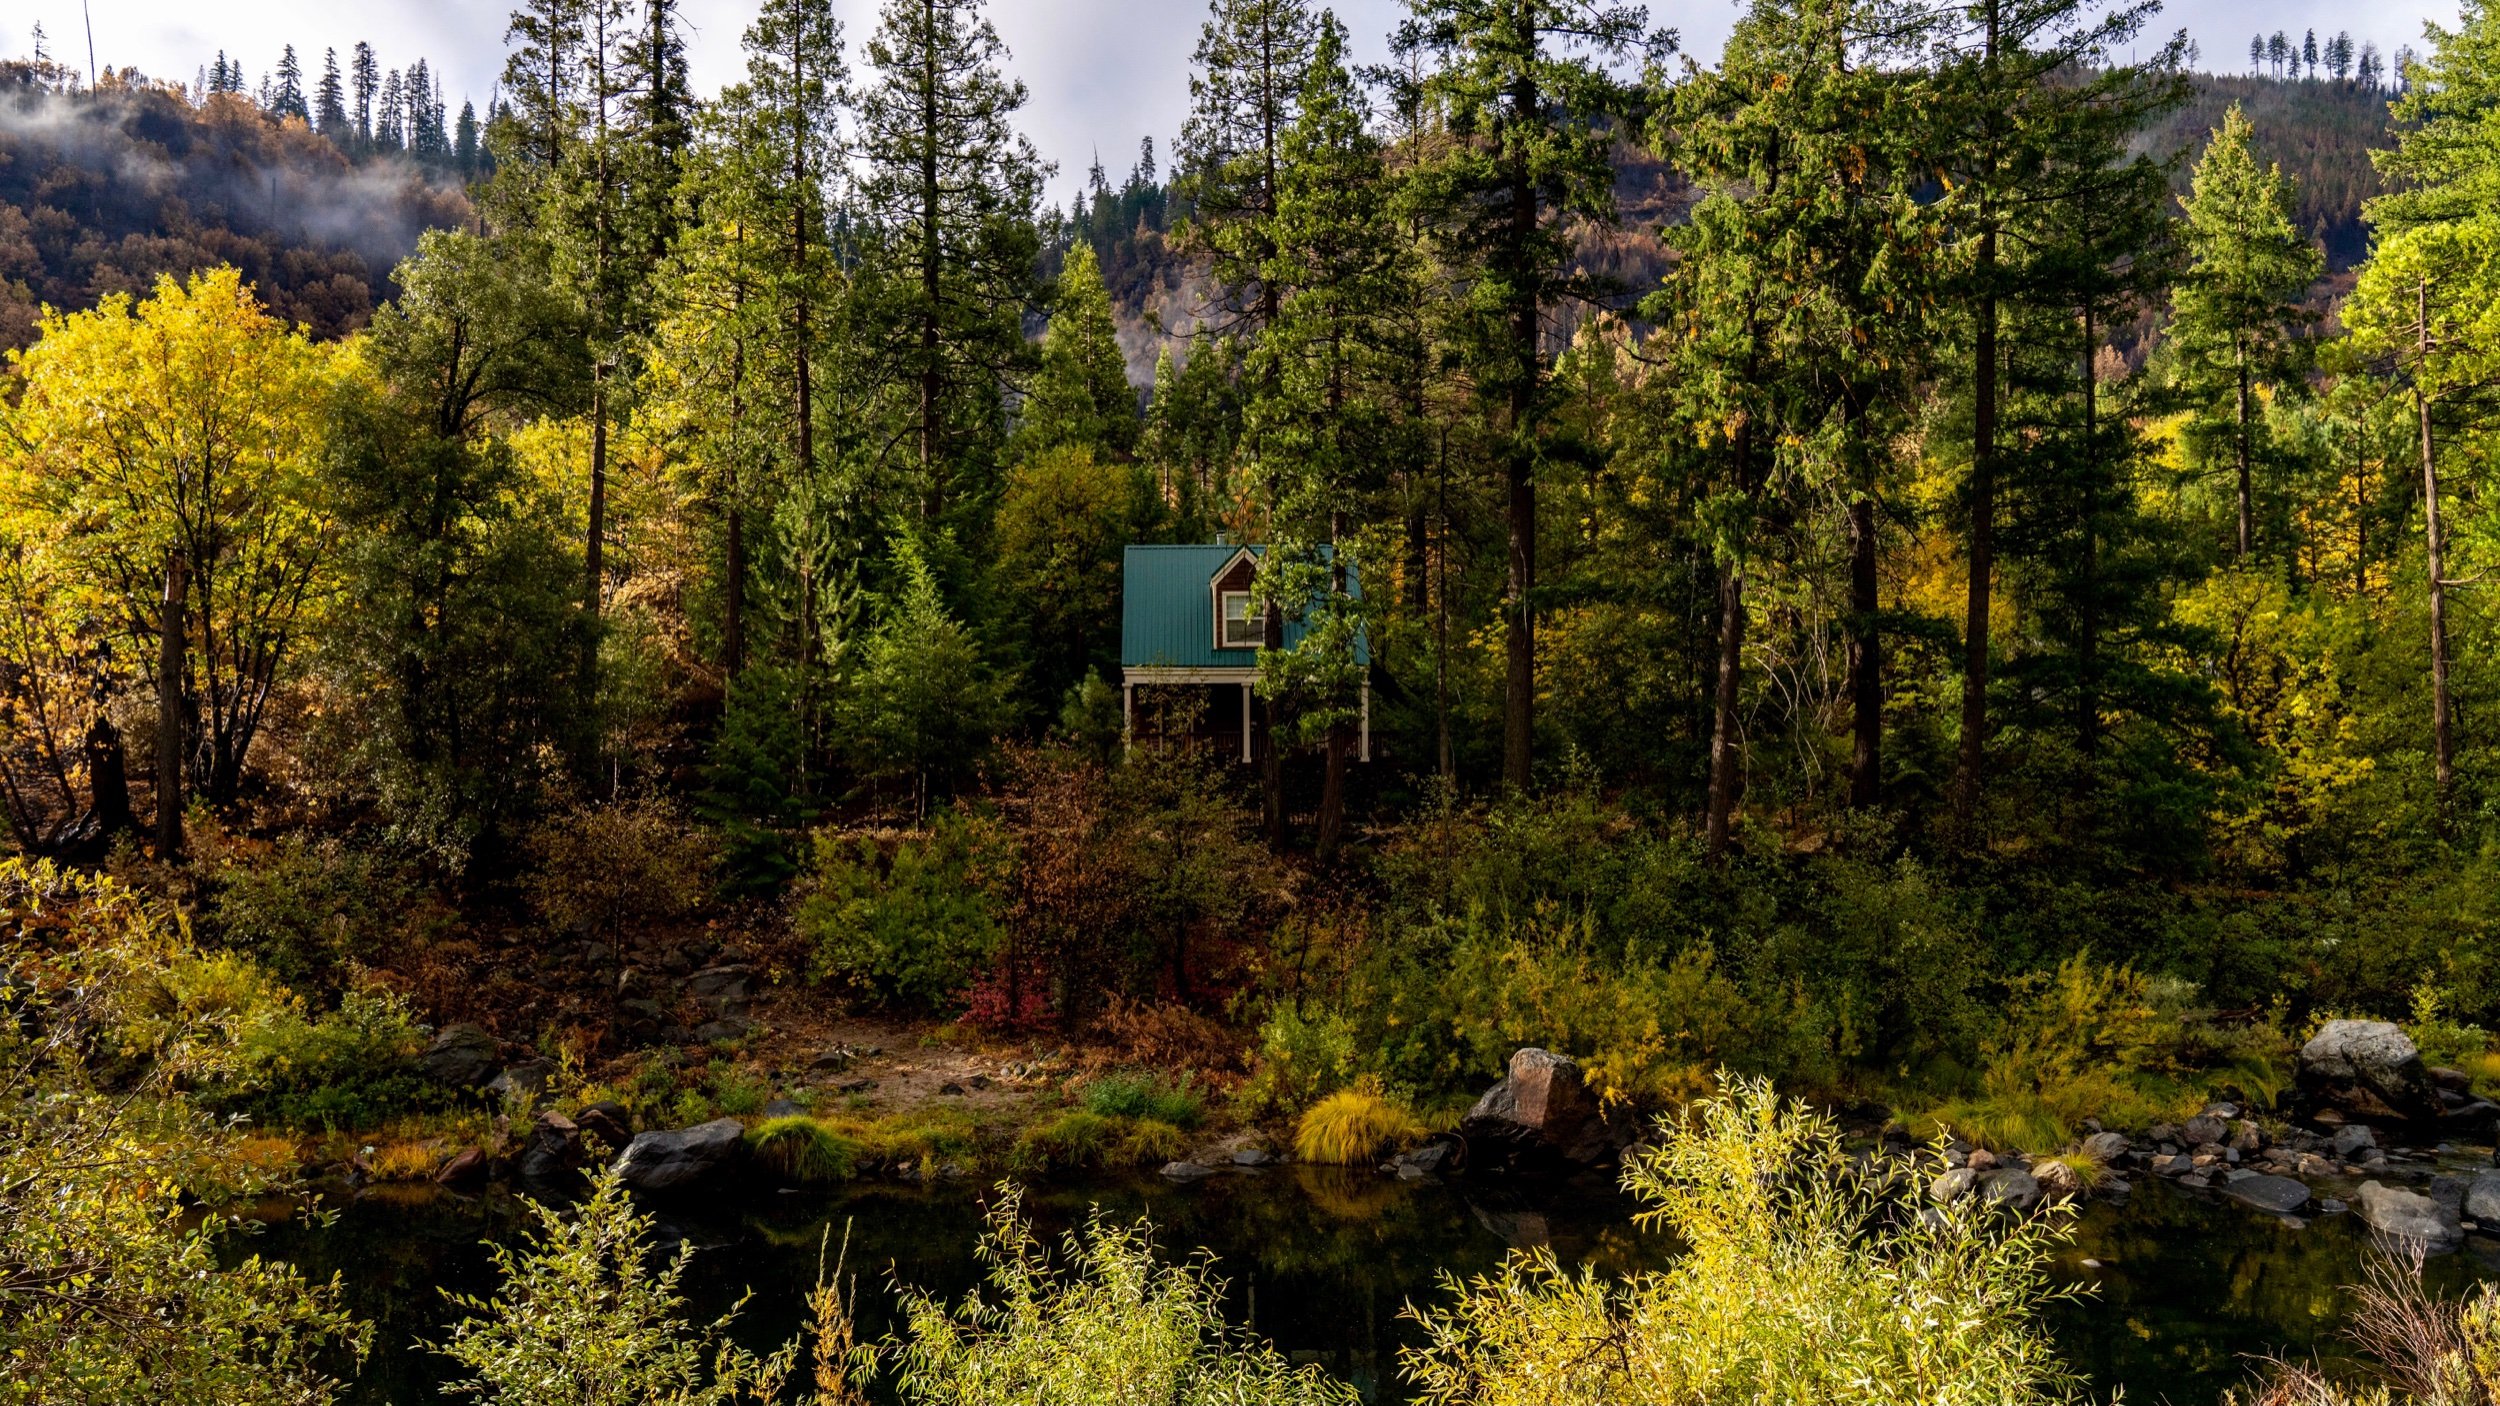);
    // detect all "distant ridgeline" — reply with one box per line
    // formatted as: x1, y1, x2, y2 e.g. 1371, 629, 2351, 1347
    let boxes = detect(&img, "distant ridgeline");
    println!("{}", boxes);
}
0, 58, 475, 349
